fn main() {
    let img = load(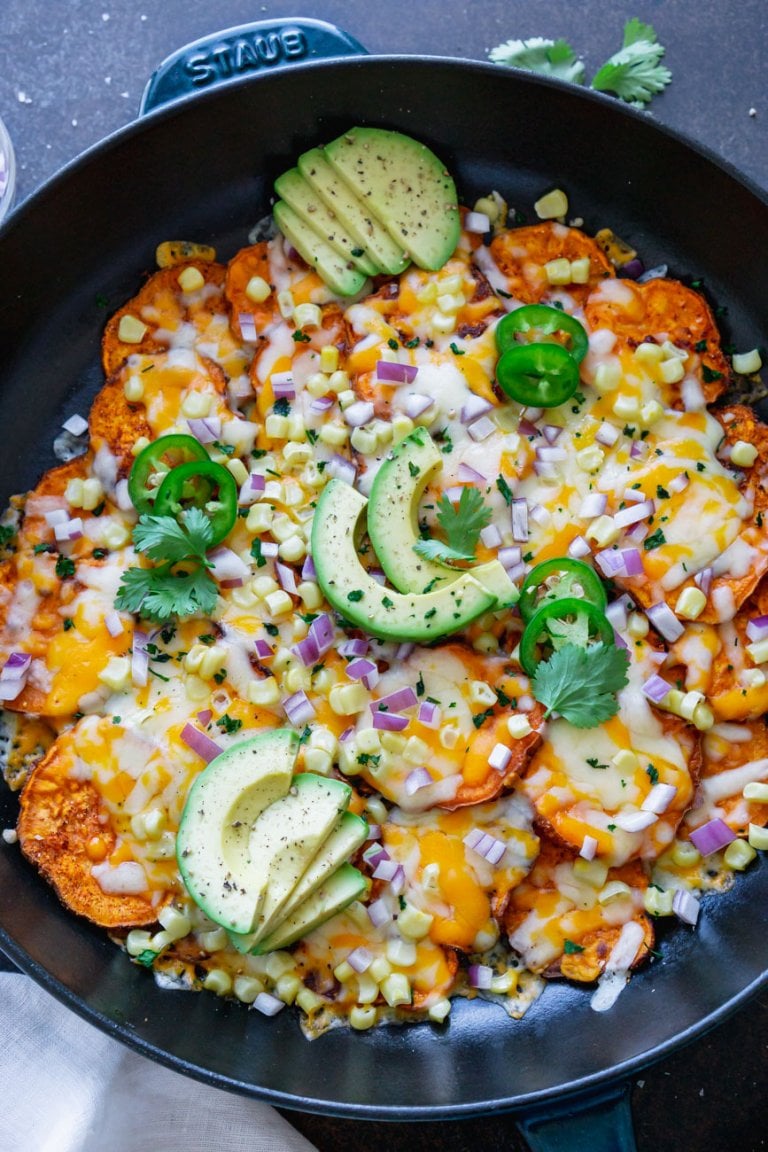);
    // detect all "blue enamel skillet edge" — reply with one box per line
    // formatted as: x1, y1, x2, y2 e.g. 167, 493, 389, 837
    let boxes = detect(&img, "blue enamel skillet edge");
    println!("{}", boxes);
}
1, 20, 767, 1151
